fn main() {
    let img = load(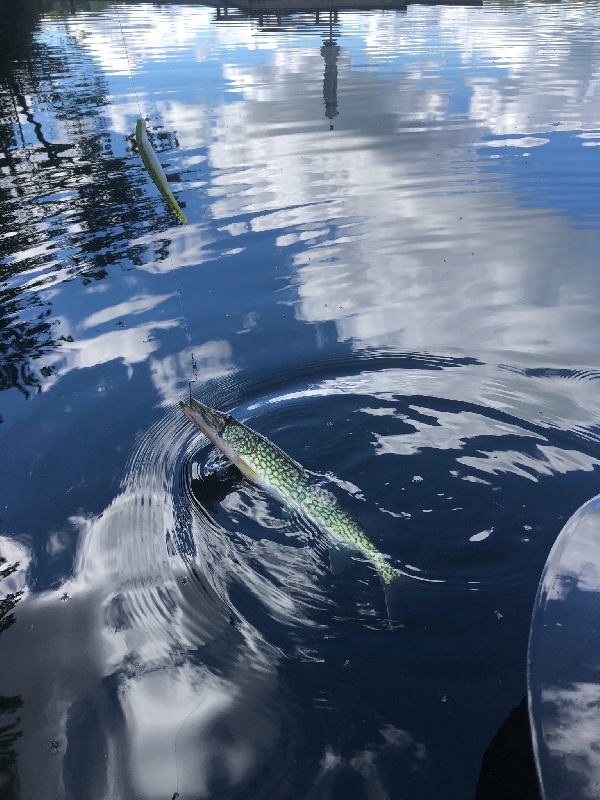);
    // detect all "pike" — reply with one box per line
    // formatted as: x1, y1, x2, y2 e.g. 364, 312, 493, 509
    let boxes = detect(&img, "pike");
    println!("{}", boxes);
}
180, 398, 438, 590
